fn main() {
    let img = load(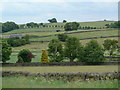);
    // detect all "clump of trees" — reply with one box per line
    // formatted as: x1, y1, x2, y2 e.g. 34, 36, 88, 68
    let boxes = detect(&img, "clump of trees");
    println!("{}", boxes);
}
6, 34, 30, 47
2, 21, 19, 33
64, 22, 79, 31
26, 22, 39, 28
48, 37, 106, 63
17, 49, 35, 63
48, 18, 57, 23
2, 40, 12, 63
